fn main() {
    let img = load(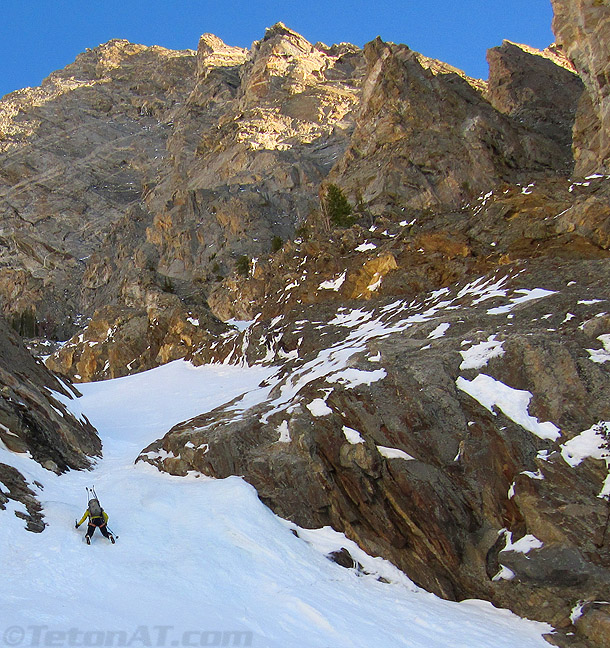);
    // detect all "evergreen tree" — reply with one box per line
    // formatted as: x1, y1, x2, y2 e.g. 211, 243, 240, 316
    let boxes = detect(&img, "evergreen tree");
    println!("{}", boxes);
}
322, 184, 354, 229
271, 236, 283, 252
236, 255, 250, 276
